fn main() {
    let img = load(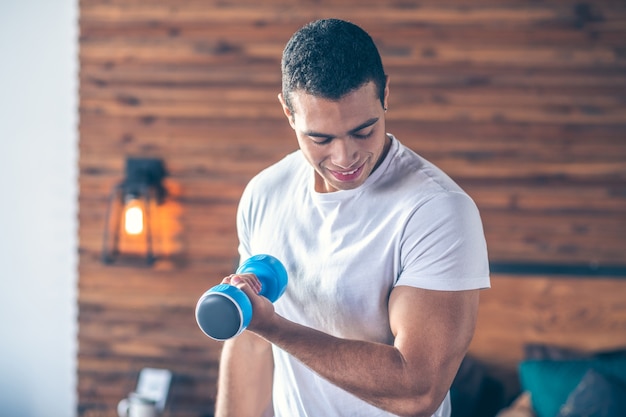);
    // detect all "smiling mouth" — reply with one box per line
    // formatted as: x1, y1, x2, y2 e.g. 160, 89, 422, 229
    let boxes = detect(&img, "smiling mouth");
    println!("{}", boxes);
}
329, 164, 364, 182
